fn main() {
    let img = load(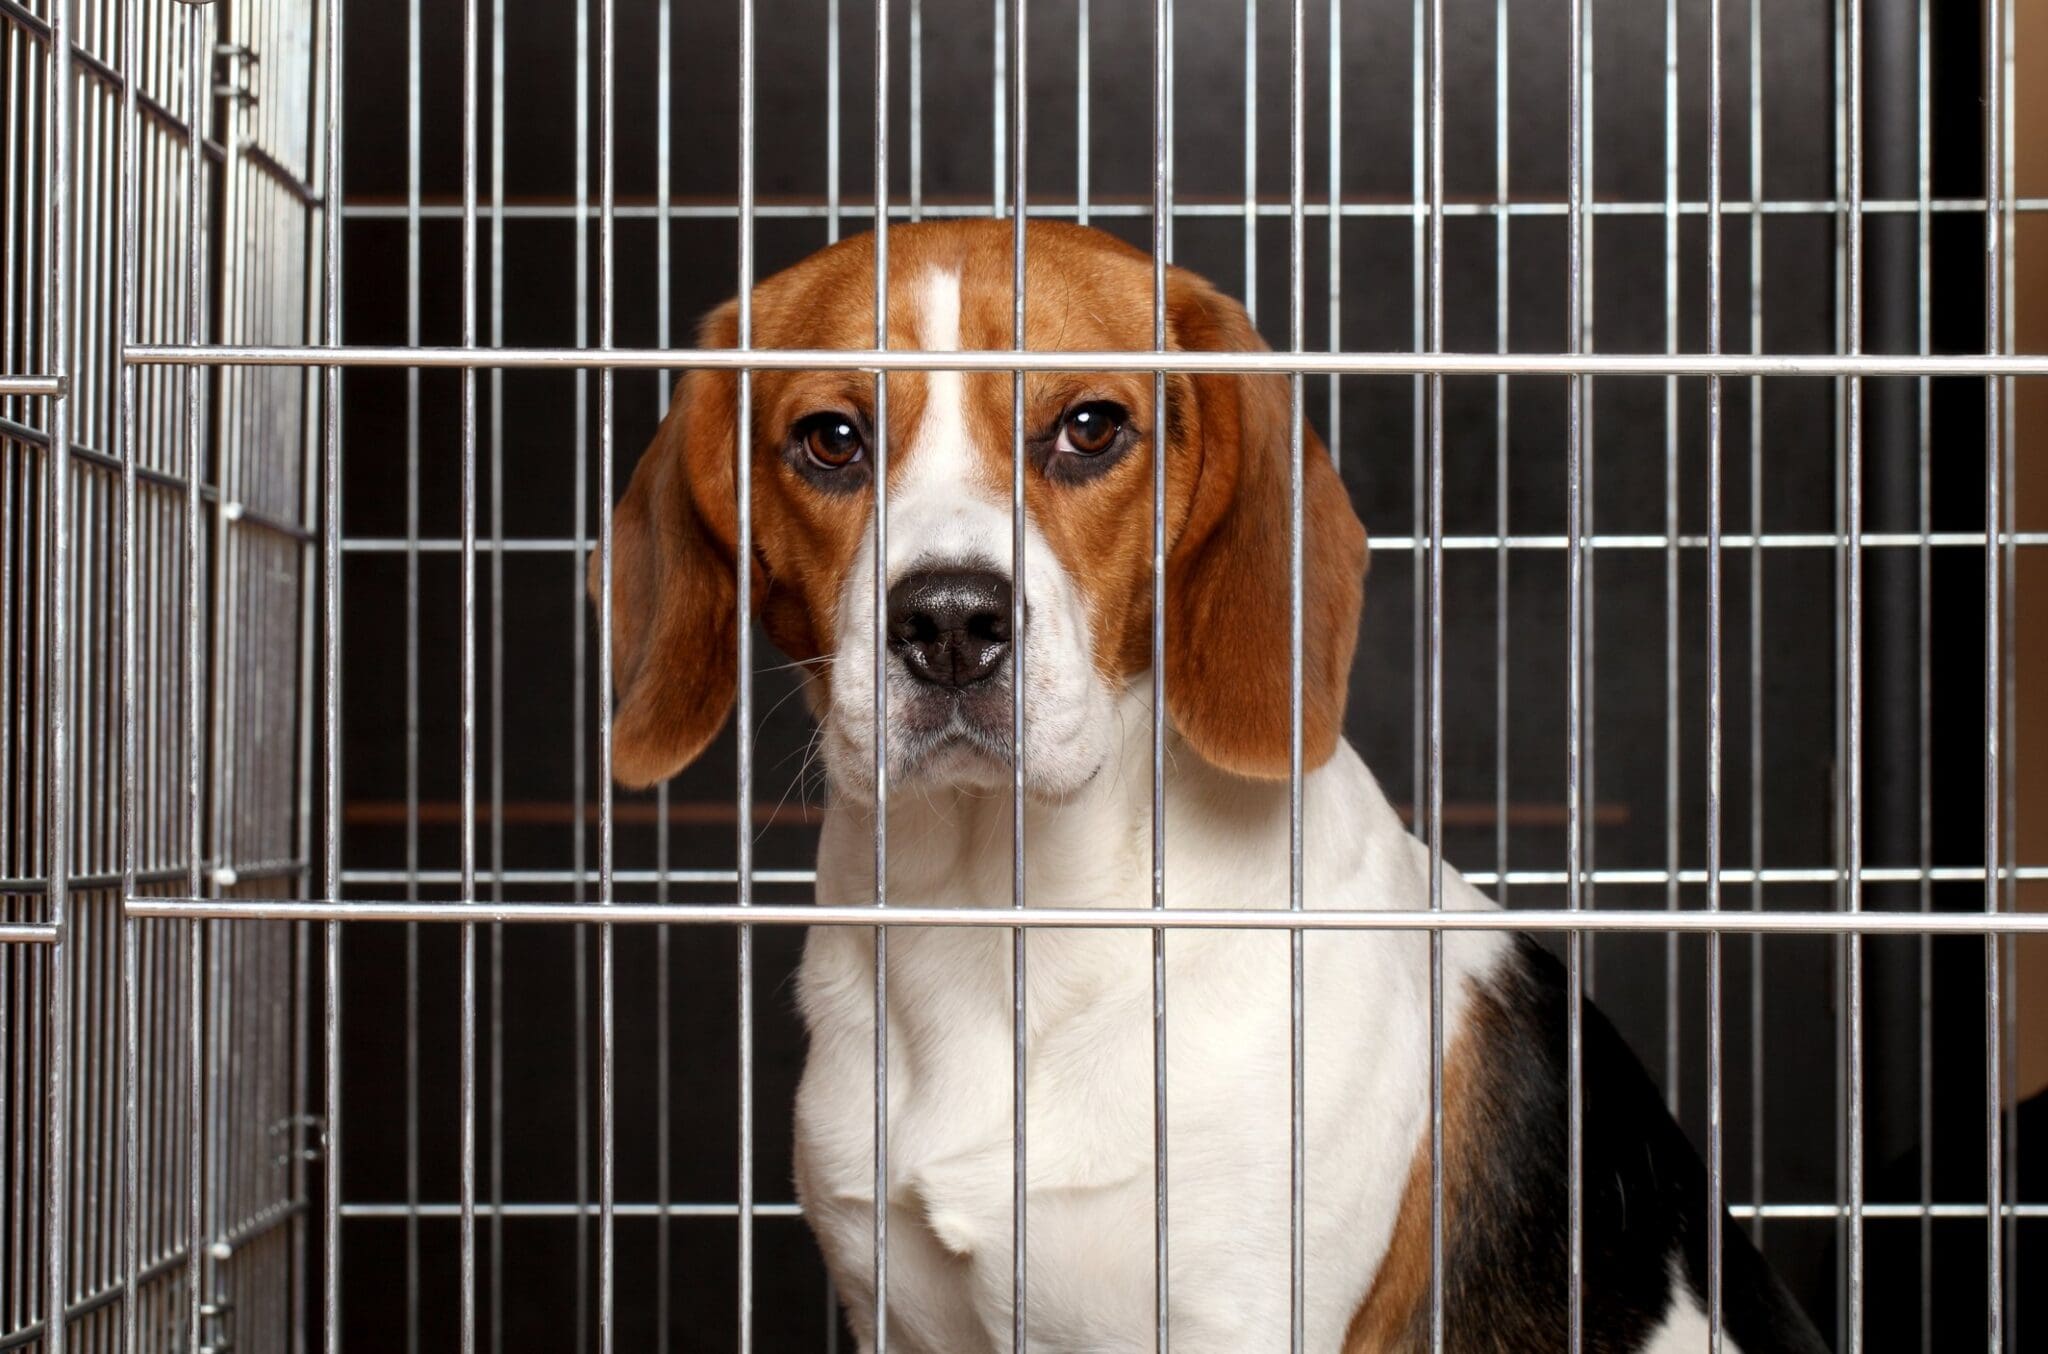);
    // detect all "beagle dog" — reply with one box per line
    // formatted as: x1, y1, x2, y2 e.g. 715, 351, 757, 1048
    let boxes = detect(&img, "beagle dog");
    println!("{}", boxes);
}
596, 221, 1828, 1353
